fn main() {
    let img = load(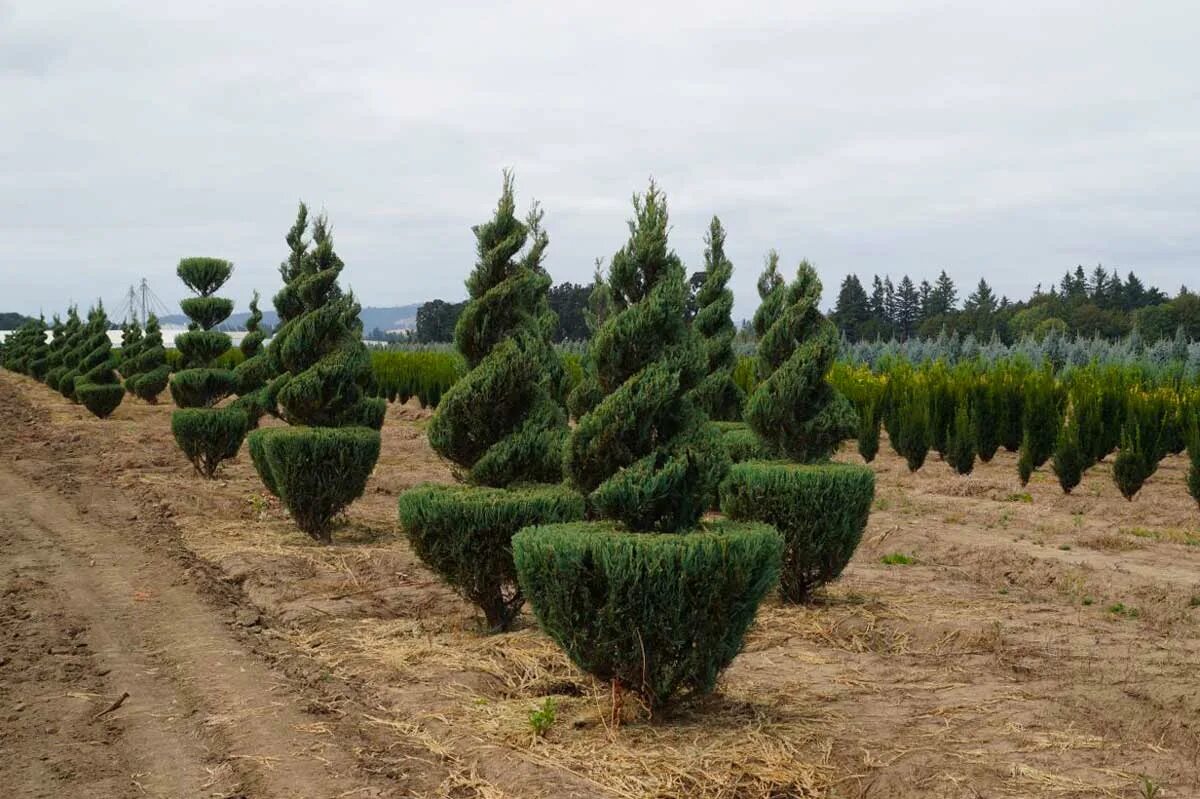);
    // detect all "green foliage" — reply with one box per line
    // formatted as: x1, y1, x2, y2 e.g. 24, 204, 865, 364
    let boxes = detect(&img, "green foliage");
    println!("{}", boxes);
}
745, 261, 857, 462
123, 314, 169, 400
177, 257, 234, 296
565, 183, 728, 532
72, 306, 124, 418
1187, 407, 1200, 509
880, 552, 914, 565
1112, 390, 1173, 500
427, 174, 568, 487
171, 407, 248, 477
713, 421, 770, 463
971, 377, 1001, 461
134, 365, 171, 403
397, 484, 585, 631
689, 216, 745, 422
720, 461, 874, 602
944, 401, 976, 476
886, 373, 931, 471
250, 207, 383, 538
248, 426, 380, 541
1051, 414, 1088, 494
528, 698, 557, 738
513, 520, 782, 708
1017, 369, 1063, 486
170, 256, 245, 476
233, 291, 271, 427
